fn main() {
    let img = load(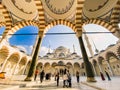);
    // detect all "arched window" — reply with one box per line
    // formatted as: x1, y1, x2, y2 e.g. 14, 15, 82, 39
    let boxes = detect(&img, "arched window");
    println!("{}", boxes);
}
59, 53, 65, 58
